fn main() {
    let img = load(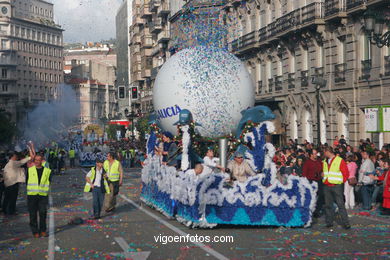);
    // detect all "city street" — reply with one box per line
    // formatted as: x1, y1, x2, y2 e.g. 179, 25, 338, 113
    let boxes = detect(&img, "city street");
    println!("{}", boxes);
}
0, 167, 389, 260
